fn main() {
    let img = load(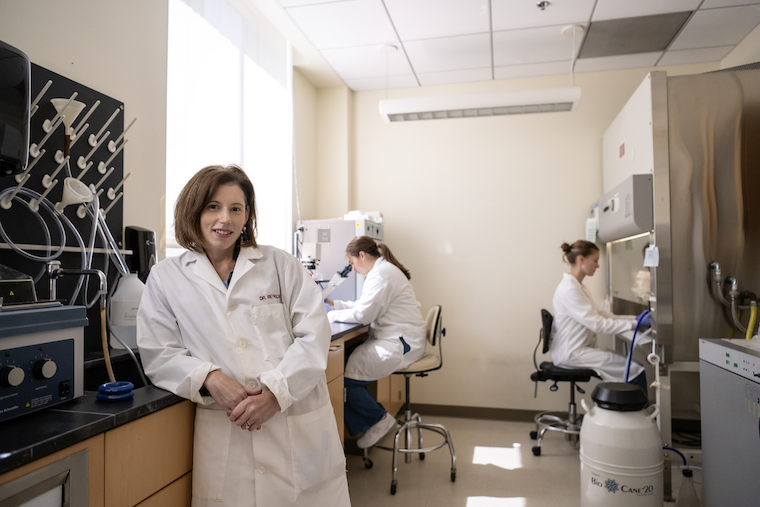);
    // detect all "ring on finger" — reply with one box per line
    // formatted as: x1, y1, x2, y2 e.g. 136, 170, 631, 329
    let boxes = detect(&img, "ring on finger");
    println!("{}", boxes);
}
243, 420, 251, 430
